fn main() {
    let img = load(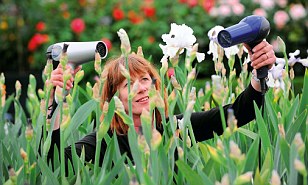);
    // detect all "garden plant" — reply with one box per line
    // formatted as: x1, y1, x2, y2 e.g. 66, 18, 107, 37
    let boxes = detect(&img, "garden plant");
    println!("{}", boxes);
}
0, 20, 308, 185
